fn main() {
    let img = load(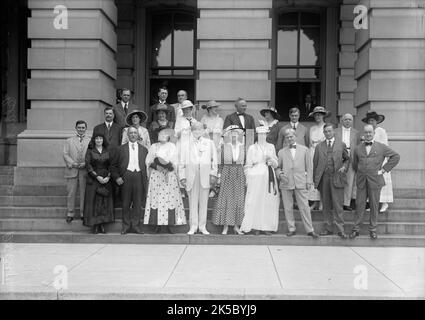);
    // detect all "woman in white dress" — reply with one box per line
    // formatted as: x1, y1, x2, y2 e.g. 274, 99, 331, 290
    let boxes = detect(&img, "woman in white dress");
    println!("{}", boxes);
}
144, 128, 186, 233
241, 126, 280, 235
122, 110, 151, 149
200, 100, 224, 146
362, 111, 393, 213
307, 106, 330, 210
